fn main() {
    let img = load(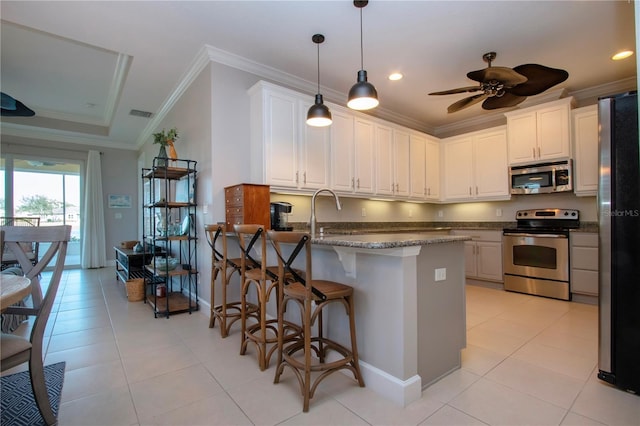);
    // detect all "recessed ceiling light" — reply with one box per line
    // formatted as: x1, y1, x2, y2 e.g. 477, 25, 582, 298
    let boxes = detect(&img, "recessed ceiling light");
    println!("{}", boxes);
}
388, 72, 403, 81
612, 50, 634, 60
